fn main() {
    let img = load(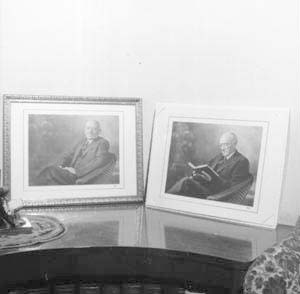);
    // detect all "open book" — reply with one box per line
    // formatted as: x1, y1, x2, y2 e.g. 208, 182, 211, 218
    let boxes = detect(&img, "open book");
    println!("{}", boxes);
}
188, 162, 220, 182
